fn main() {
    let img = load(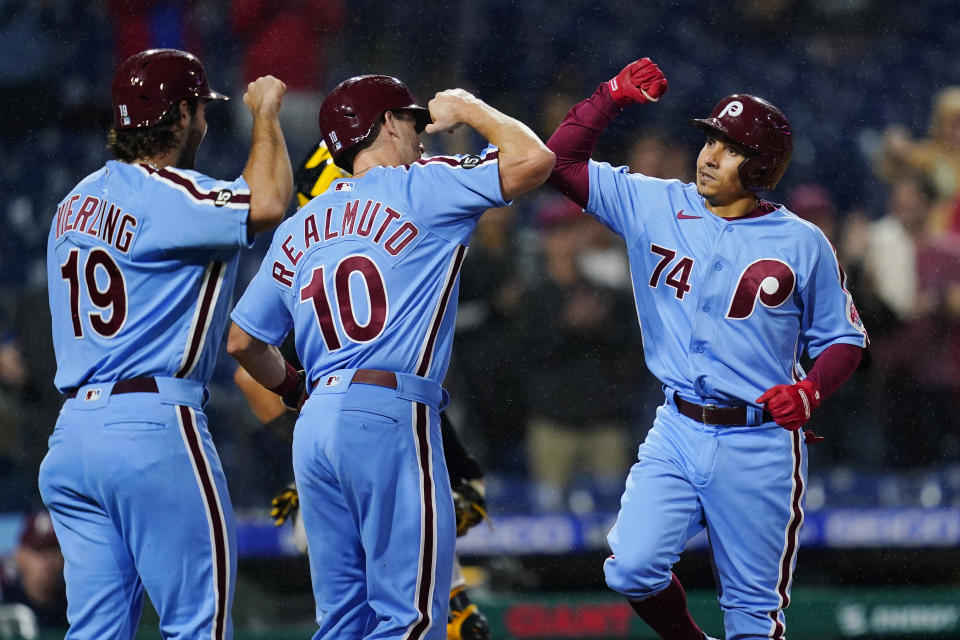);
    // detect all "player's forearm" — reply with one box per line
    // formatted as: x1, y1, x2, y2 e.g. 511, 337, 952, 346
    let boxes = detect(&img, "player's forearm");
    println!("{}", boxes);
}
805, 343, 863, 401
243, 111, 293, 235
226, 323, 288, 389
234, 365, 287, 424
460, 100, 555, 201
546, 83, 622, 208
